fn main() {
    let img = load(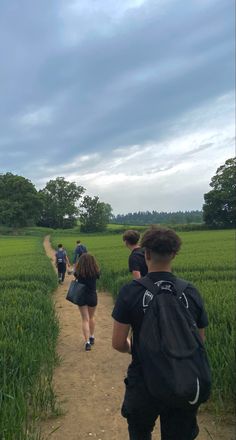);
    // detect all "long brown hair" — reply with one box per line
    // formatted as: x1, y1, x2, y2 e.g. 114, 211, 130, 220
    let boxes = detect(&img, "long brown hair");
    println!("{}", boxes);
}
76, 253, 100, 278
